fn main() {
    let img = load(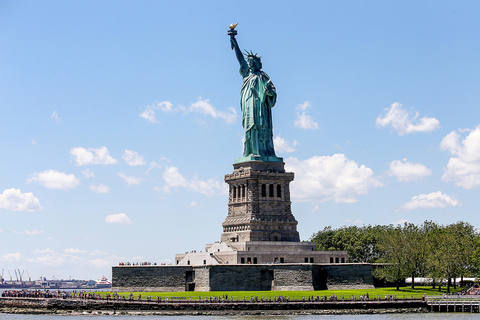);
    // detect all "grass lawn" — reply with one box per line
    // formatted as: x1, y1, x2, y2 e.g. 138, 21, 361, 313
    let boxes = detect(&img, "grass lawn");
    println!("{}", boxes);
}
95, 286, 459, 301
